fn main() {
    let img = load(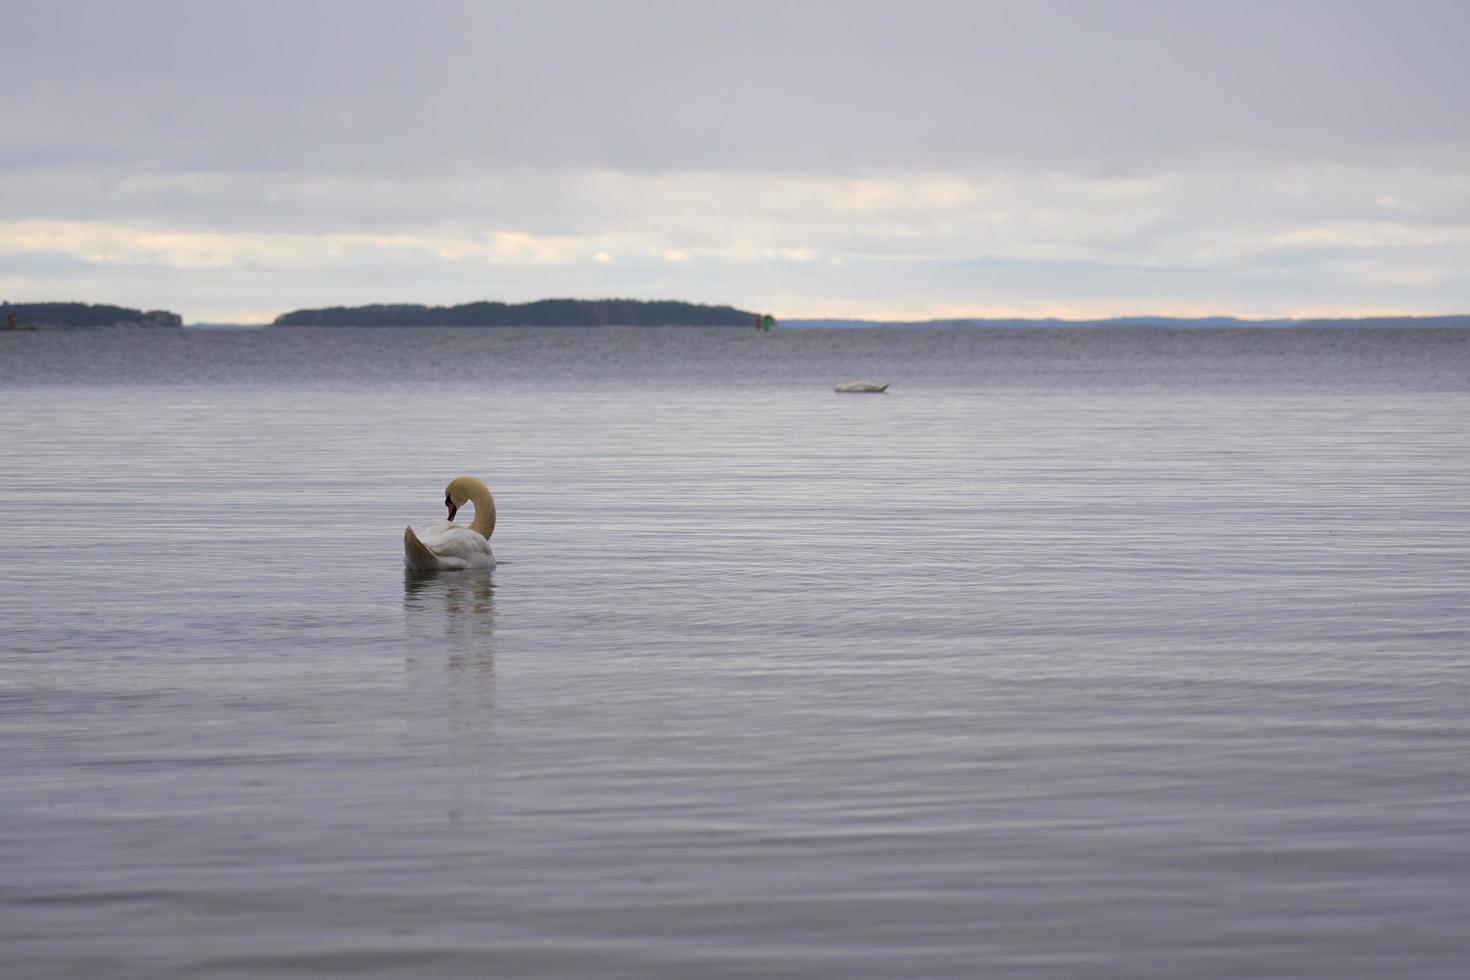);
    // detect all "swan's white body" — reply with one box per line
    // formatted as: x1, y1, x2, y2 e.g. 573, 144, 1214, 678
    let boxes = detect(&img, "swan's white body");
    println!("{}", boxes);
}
404, 476, 496, 570
404, 521, 494, 570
